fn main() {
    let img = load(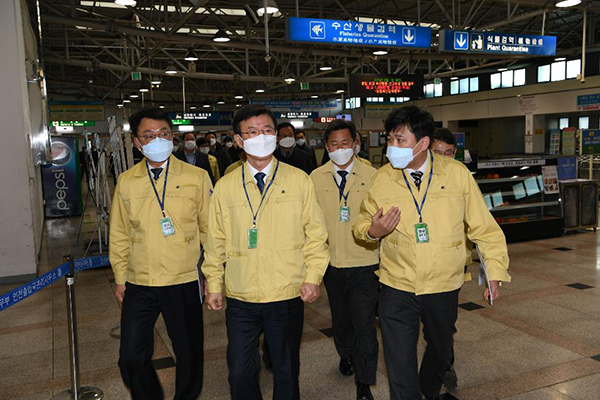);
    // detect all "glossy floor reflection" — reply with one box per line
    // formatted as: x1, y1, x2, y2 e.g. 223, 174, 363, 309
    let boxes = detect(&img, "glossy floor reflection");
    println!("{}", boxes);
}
1, 198, 600, 399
